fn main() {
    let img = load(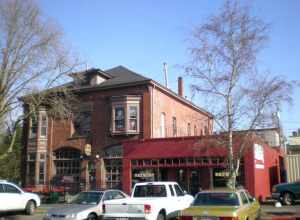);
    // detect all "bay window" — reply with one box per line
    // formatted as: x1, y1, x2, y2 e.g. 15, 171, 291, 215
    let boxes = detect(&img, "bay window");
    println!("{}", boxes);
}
111, 96, 141, 134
